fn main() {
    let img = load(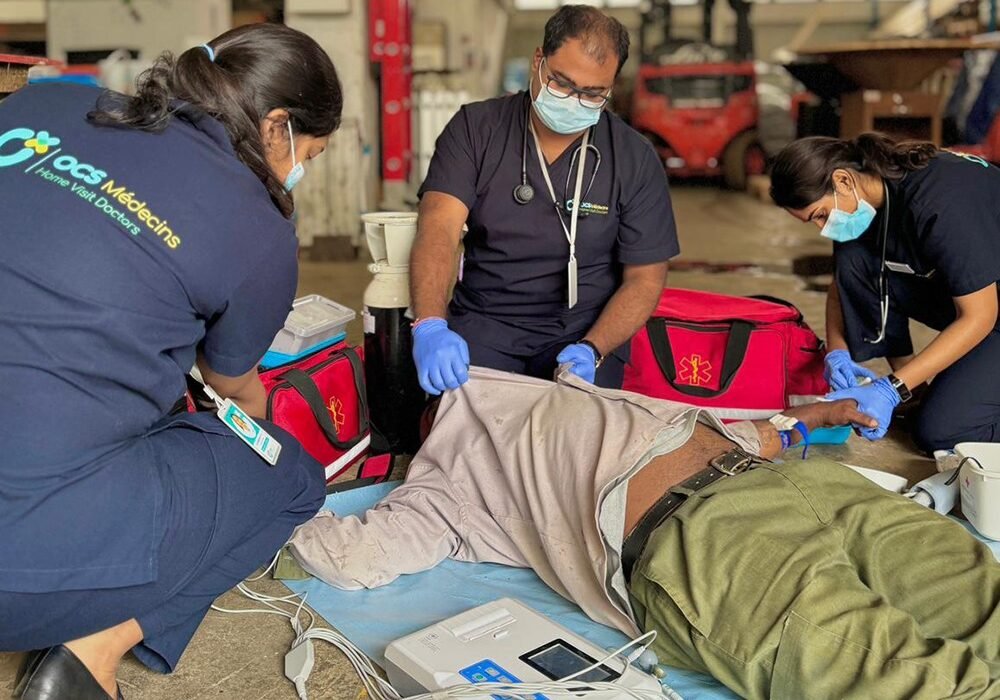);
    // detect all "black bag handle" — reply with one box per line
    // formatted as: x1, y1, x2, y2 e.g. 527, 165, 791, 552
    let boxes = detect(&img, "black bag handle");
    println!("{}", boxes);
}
745, 294, 804, 321
279, 347, 370, 451
645, 318, 753, 398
